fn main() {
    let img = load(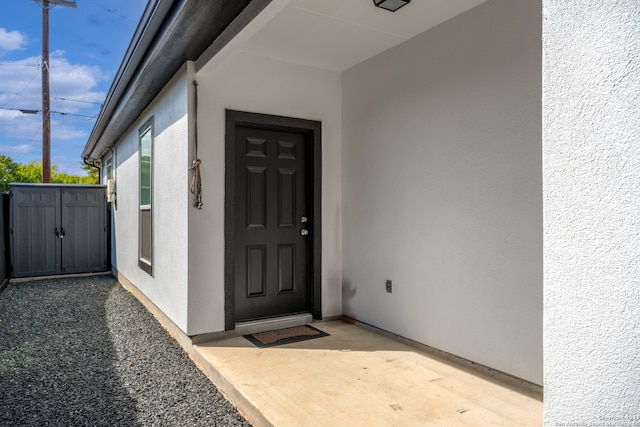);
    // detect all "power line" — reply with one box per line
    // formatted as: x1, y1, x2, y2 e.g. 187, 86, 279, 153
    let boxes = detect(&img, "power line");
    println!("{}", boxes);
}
80, 0, 129, 21
0, 62, 40, 68
51, 110, 96, 119
37, 0, 77, 9
54, 96, 102, 106
49, 62, 64, 111
0, 93, 102, 107
0, 66, 40, 109
0, 106, 97, 119
0, 107, 39, 115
